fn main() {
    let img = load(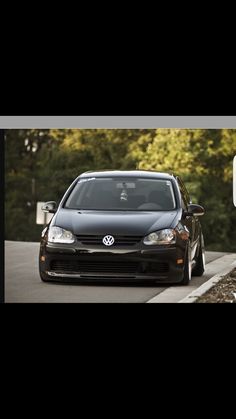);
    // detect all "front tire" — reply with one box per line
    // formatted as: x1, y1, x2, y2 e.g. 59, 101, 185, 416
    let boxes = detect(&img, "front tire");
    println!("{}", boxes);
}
180, 244, 191, 285
192, 233, 205, 276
